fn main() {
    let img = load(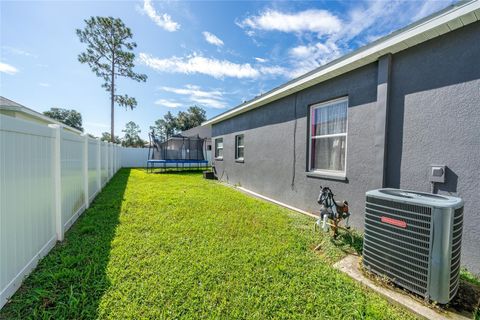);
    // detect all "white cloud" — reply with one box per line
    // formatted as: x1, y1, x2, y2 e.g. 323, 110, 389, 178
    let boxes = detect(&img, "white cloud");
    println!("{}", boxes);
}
0, 62, 18, 75
154, 99, 183, 108
140, 52, 286, 79
2, 46, 36, 58
39, 82, 51, 87
338, 1, 400, 44
190, 97, 227, 109
238, 9, 342, 35
413, 0, 453, 21
254, 57, 268, 63
288, 41, 342, 77
202, 31, 224, 47
273, 1, 452, 78
259, 66, 288, 77
279, 2, 402, 77
161, 84, 223, 99
160, 84, 228, 109
142, 0, 180, 32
